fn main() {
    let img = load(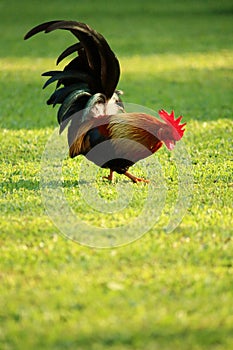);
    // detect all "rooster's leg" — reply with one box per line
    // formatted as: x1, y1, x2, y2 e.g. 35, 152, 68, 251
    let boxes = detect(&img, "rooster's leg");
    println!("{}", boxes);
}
124, 171, 150, 183
103, 169, 114, 182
